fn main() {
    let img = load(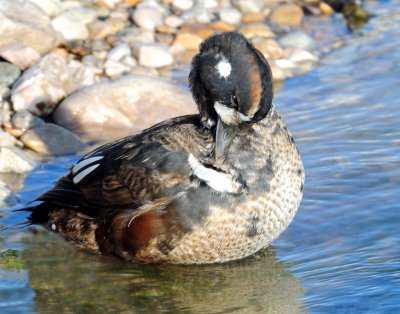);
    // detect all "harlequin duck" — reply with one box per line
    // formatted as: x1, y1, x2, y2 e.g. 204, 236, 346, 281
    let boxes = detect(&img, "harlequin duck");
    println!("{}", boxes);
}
23, 32, 304, 264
